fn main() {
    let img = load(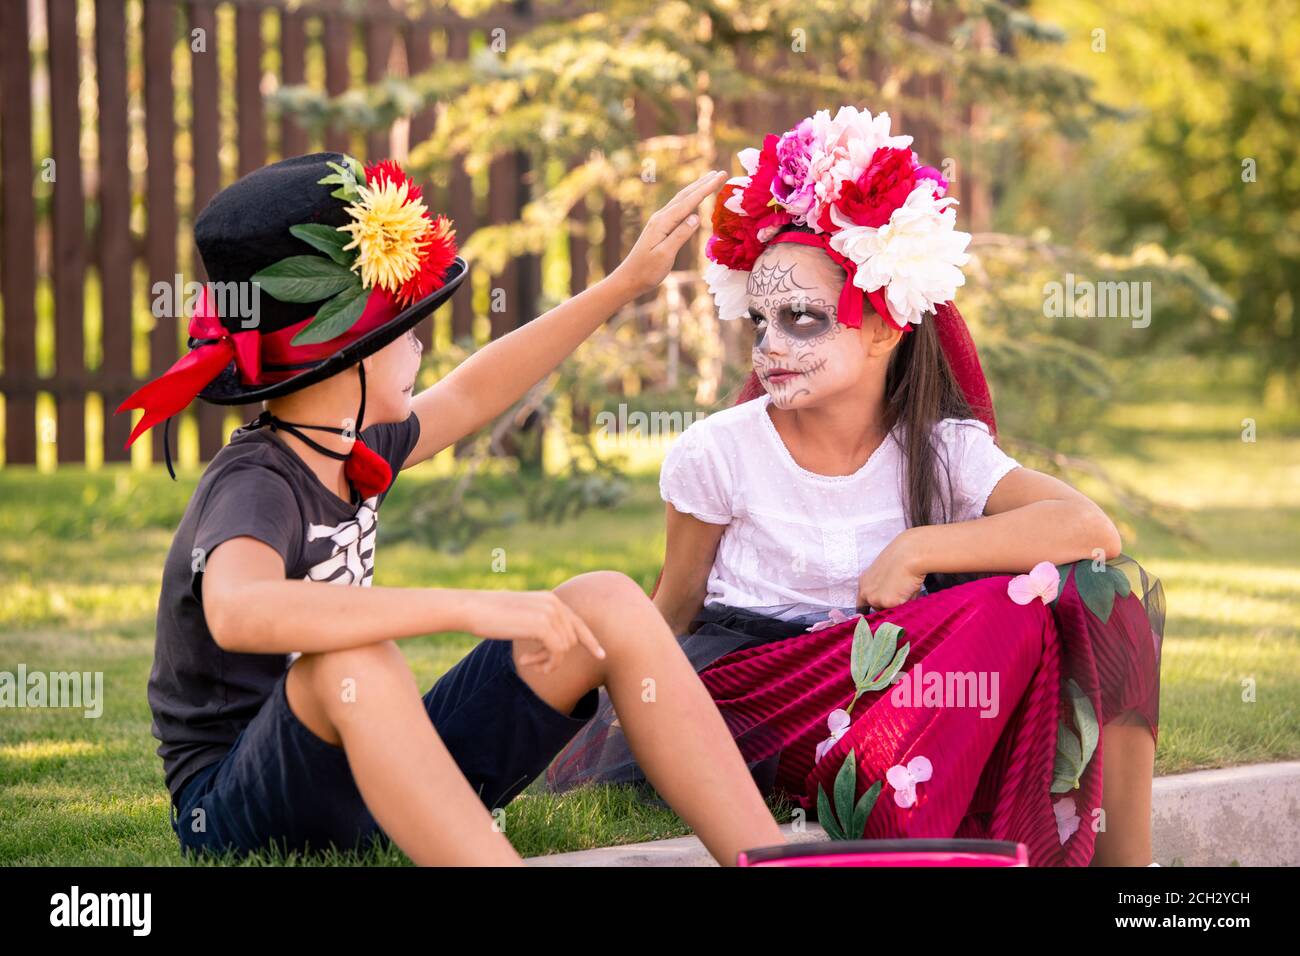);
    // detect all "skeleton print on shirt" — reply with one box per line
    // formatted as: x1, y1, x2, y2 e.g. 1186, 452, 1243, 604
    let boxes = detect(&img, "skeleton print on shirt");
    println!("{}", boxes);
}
302, 495, 381, 587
